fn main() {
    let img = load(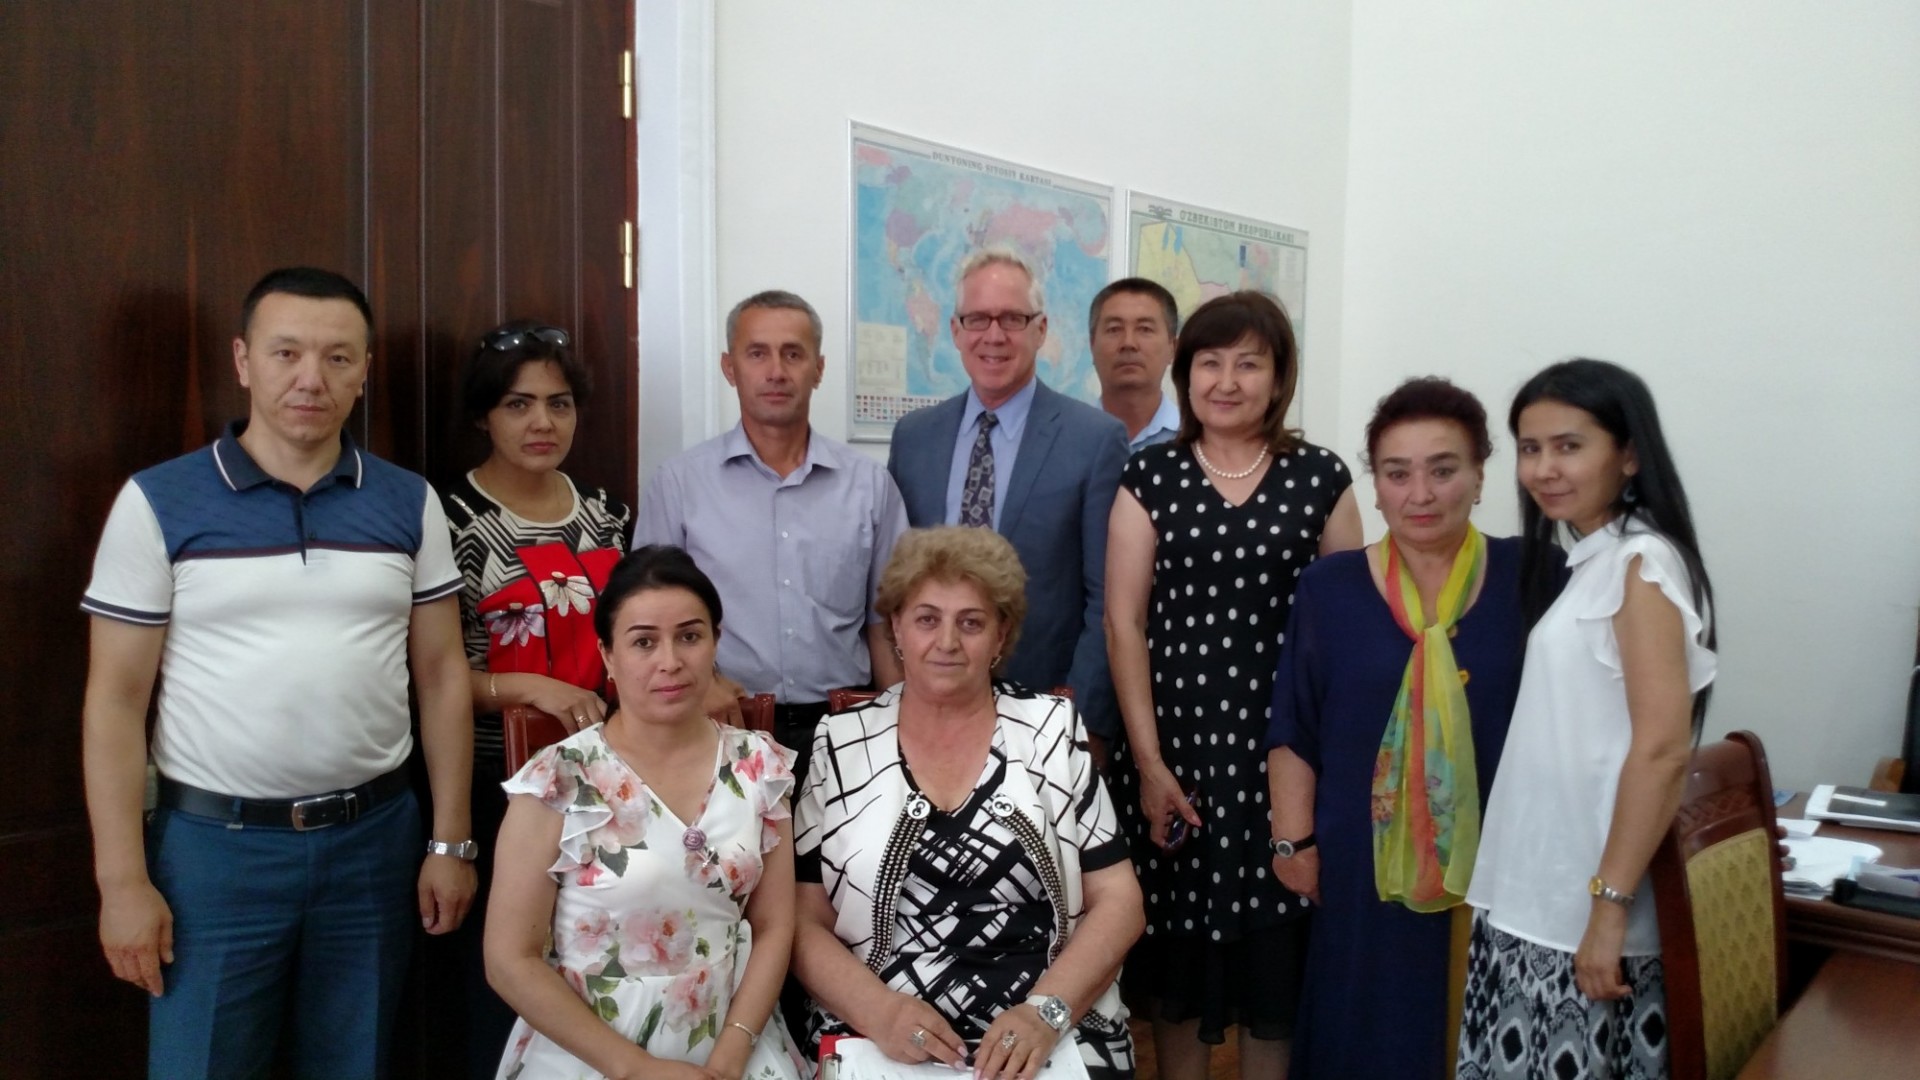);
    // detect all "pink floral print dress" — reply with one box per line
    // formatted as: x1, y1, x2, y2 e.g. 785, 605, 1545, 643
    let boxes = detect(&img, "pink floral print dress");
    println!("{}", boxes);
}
496, 723, 806, 1080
